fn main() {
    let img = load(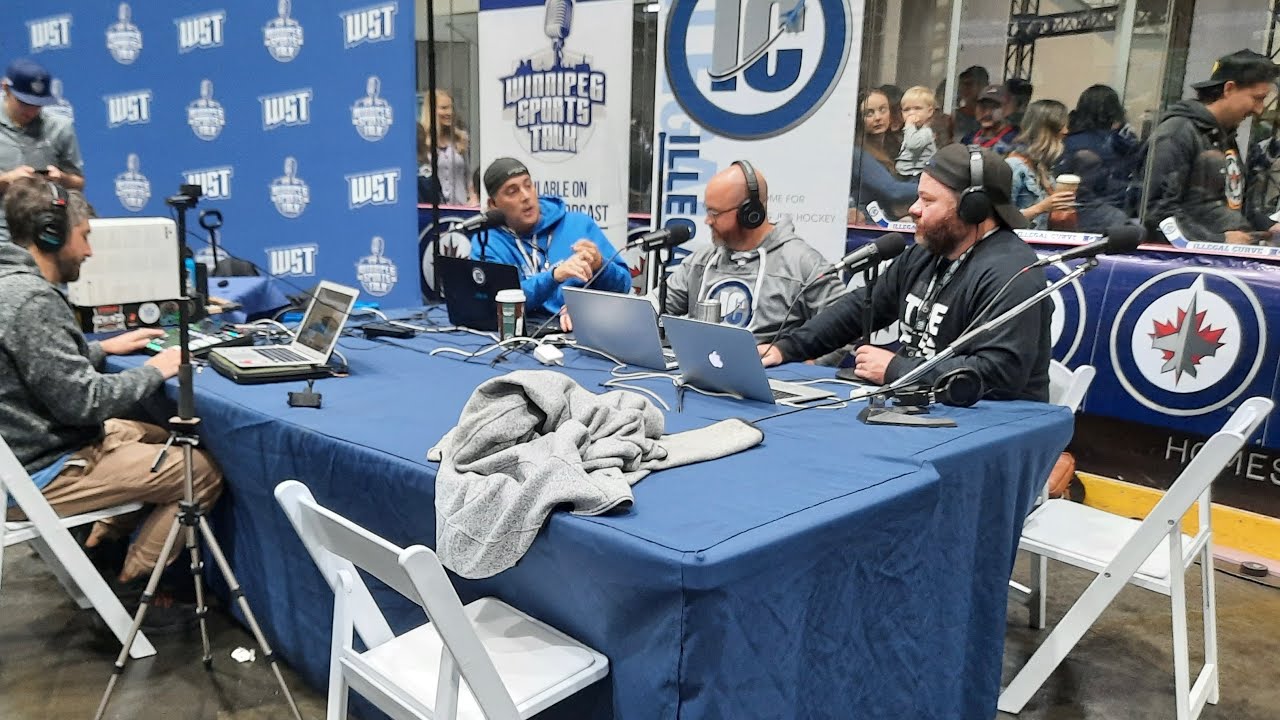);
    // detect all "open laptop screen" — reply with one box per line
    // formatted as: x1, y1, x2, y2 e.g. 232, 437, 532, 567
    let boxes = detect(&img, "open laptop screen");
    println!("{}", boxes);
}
296, 286, 354, 354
